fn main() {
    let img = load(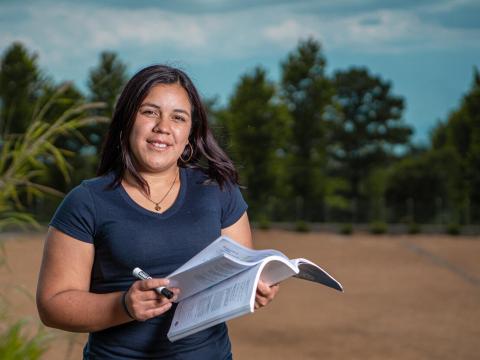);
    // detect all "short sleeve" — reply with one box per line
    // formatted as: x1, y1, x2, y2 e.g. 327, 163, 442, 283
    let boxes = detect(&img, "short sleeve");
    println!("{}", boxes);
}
49, 183, 96, 243
219, 183, 248, 228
